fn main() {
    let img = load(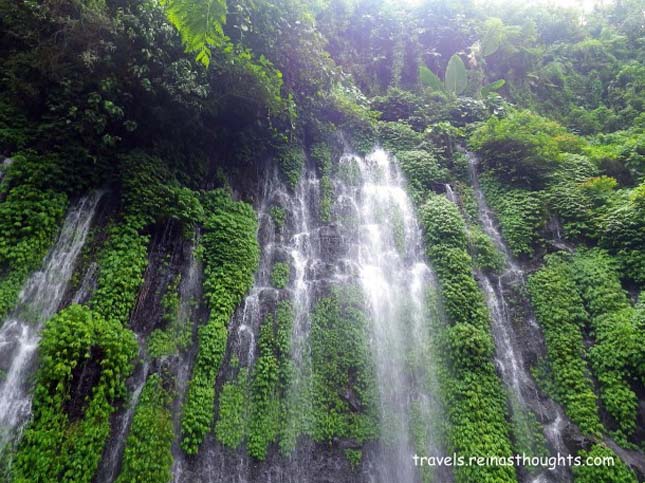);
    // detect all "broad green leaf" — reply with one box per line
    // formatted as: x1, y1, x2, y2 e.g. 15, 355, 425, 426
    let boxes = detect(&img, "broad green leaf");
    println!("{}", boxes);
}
419, 65, 444, 92
481, 79, 506, 96
481, 17, 504, 57
444, 54, 467, 95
